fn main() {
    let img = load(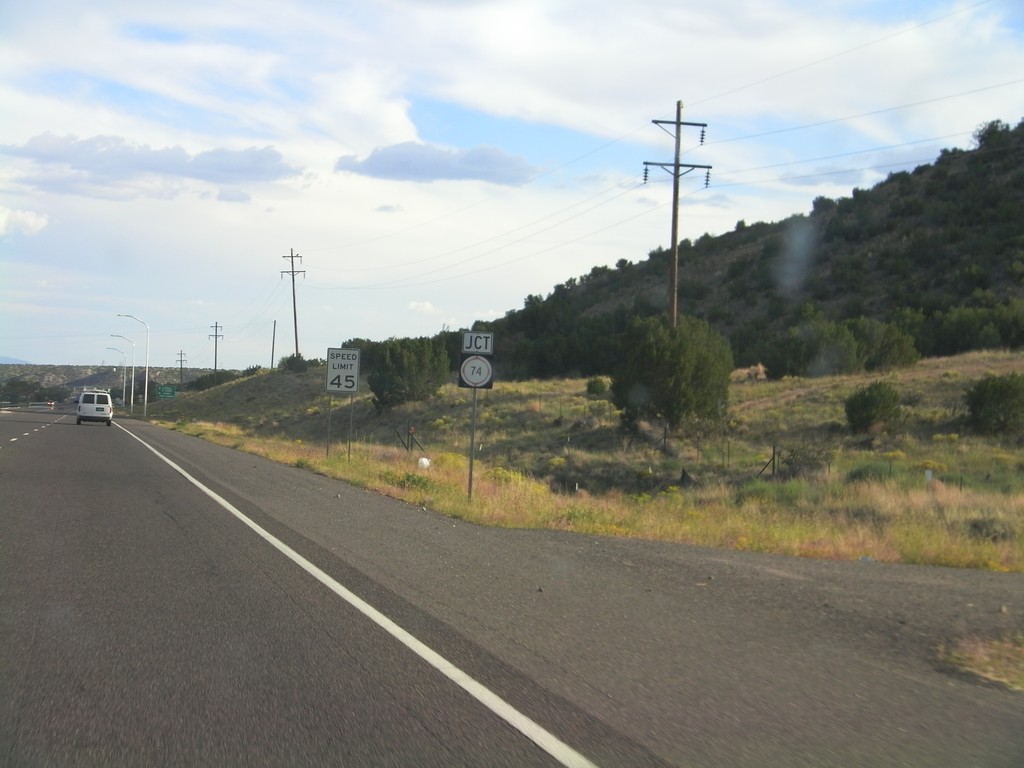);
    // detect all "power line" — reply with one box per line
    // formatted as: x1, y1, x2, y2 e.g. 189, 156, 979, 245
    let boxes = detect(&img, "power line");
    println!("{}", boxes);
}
688, 0, 999, 109
304, 180, 646, 291
708, 79, 1024, 146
